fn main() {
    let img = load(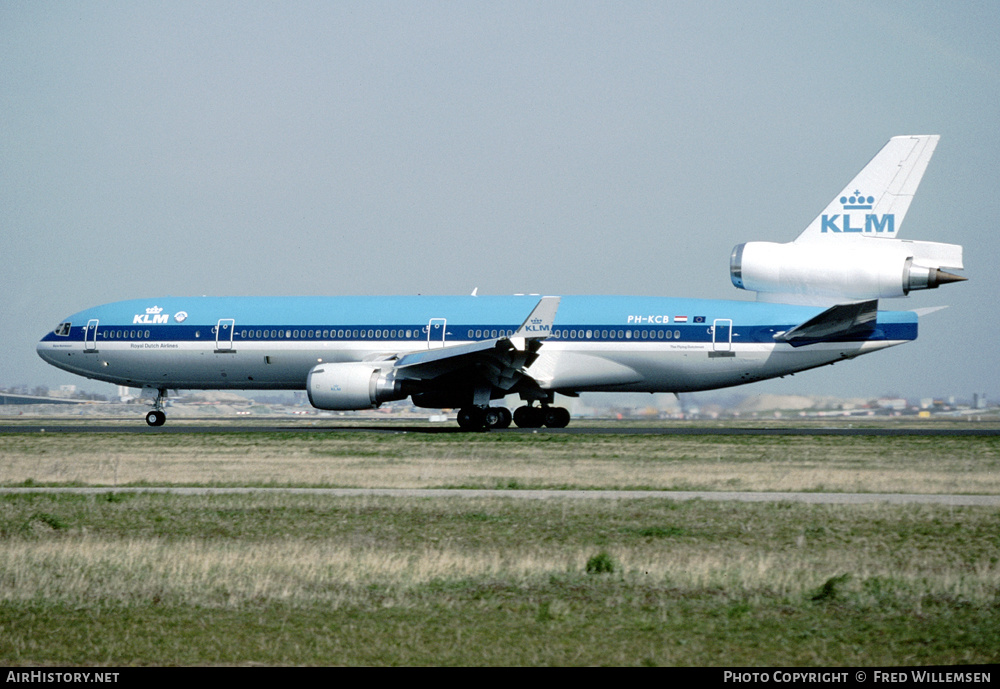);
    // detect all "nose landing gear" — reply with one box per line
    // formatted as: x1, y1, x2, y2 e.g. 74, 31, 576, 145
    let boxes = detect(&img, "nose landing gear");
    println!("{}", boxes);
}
145, 388, 167, 427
